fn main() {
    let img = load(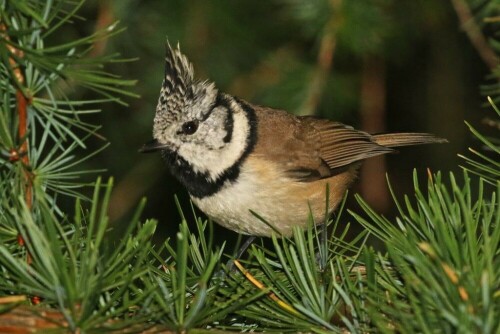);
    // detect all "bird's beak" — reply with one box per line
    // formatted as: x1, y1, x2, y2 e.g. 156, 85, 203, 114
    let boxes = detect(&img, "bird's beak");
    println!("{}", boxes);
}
139, 139, 169, 153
